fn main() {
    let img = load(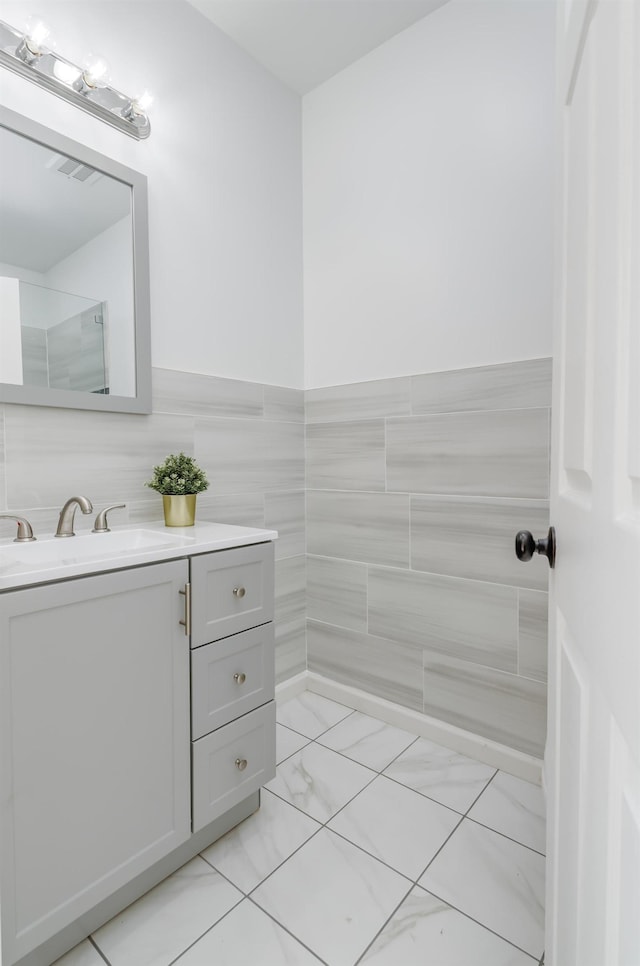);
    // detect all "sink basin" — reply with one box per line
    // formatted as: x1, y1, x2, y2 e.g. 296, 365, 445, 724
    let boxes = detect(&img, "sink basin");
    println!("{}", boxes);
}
0, 529, 197, 579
